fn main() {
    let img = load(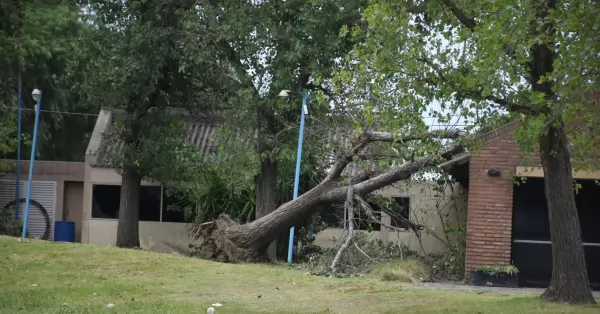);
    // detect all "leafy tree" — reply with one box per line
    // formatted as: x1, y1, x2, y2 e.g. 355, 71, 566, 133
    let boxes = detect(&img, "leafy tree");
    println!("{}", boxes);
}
82, 0, 229, 248
202, 0, 369, 258
339, 0, 599, 304
0, 1, 96, 162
